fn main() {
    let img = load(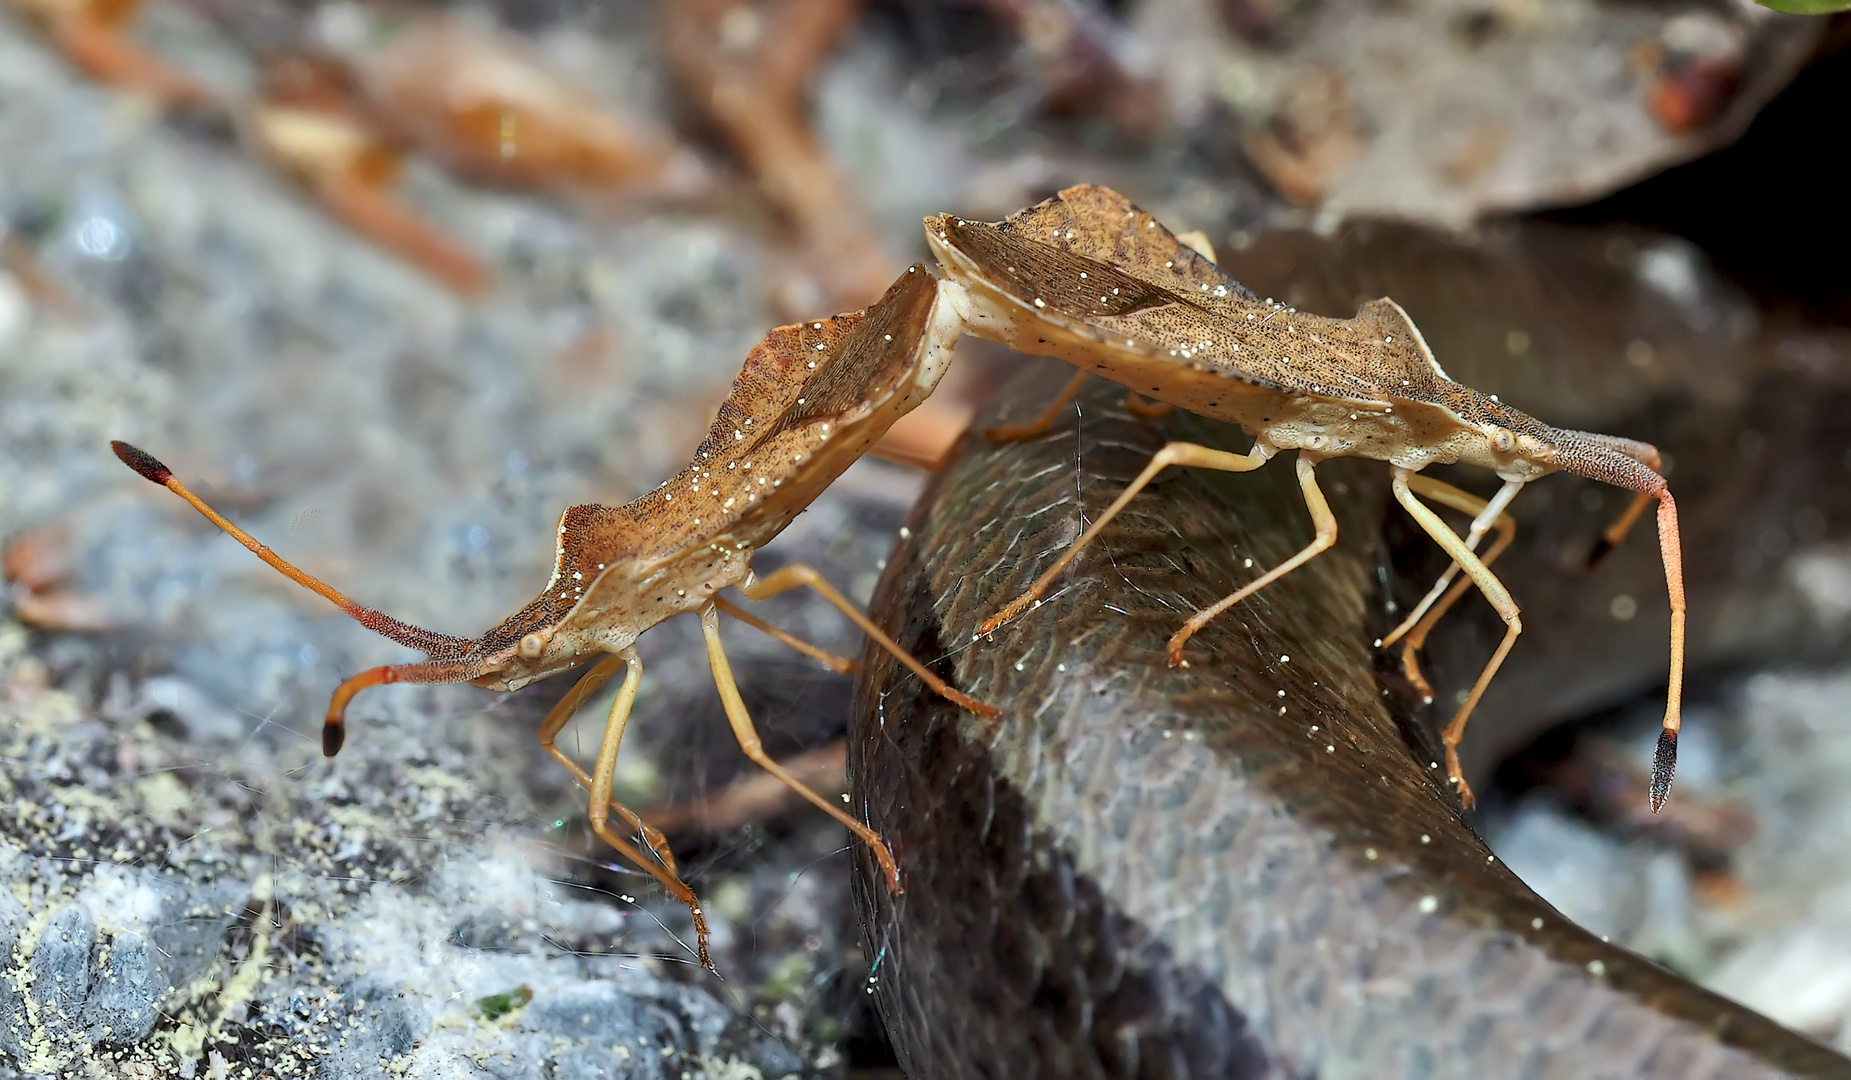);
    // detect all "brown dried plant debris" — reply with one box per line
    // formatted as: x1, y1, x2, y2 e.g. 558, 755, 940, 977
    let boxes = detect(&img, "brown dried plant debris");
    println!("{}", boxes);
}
975, 0, 1164, 131
2, 523, 121, 633
6, 0, 217, 109
637, 740, 848, 836
247, 52, 490, 296
664, 0, 896, 309
338, 14, 711, 201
